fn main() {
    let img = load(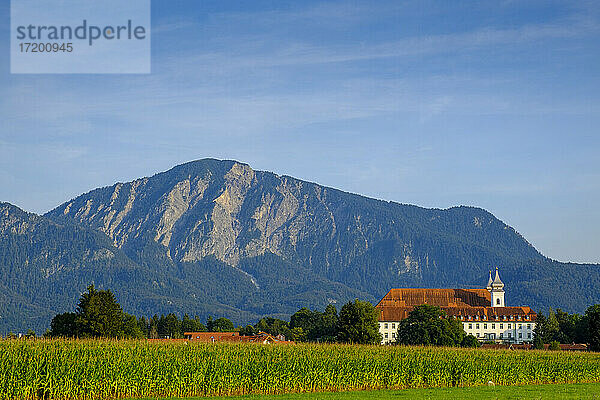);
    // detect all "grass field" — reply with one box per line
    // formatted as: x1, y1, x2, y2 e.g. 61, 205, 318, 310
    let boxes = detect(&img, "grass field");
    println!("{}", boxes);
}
1, 339, 600, 400
145, 383, 600, 400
